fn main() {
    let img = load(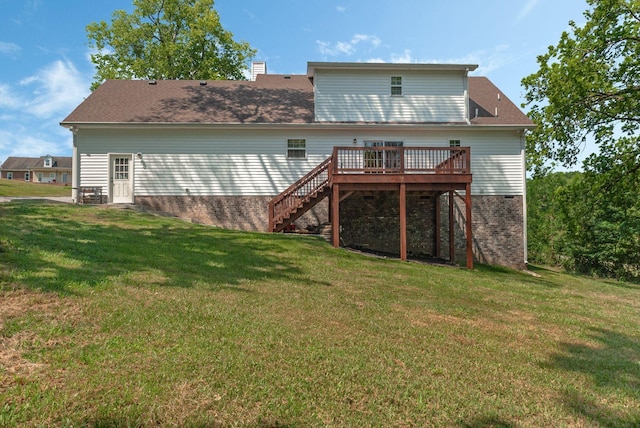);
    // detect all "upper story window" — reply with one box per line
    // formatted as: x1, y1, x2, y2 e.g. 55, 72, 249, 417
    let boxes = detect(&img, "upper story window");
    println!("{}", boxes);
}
44, 156, 52, 167
449, 139, 461, 147
390, 76, 403, 96
287, 139, 306, 159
